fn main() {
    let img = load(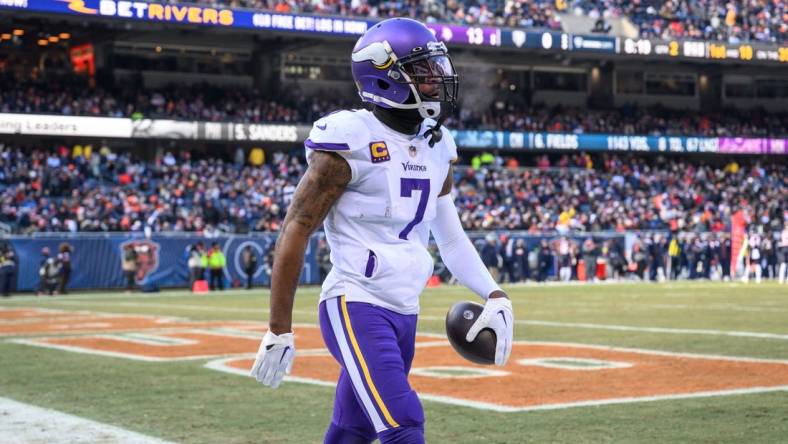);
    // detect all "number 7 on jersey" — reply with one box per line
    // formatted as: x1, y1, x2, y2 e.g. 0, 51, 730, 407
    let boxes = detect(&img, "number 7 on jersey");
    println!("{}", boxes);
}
398, 178, 431, 240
